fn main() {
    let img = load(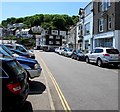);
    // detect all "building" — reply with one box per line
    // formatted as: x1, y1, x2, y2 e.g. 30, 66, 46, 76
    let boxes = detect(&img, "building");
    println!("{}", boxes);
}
0, 26, 3, 37
93, 0, 120, 51
77, 8, 85, 51
83, 2, 93, 52
15, 29, 33, 38
34, 26, 67, 50
67, 26, 76, 49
